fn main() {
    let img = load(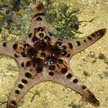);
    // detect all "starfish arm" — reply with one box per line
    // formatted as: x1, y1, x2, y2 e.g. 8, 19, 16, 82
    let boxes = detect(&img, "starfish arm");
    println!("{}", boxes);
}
44, 68, 99, 106
25, 1, 54, 44
68, 28, 106, 57
0, 40, 16, 57
6, 67, 47, 108
6, 64, 99, 108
